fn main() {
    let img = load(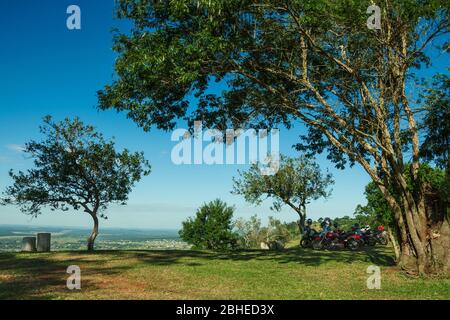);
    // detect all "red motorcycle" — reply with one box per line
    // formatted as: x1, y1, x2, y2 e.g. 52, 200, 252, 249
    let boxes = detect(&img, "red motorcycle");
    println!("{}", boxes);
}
312, 231, 361, 251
